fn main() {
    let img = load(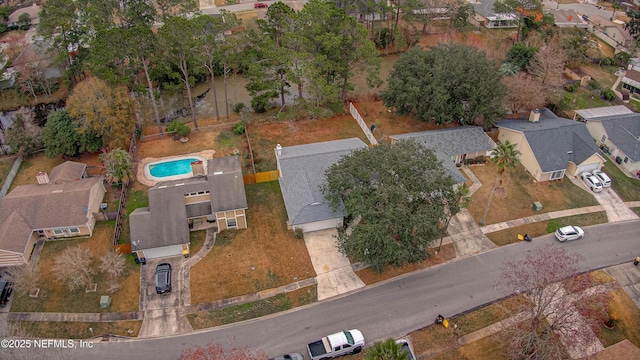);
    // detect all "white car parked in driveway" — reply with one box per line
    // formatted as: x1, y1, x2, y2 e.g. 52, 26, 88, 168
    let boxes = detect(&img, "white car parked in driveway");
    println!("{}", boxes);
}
581, 172, 603, 192
592, 169, 611, 187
